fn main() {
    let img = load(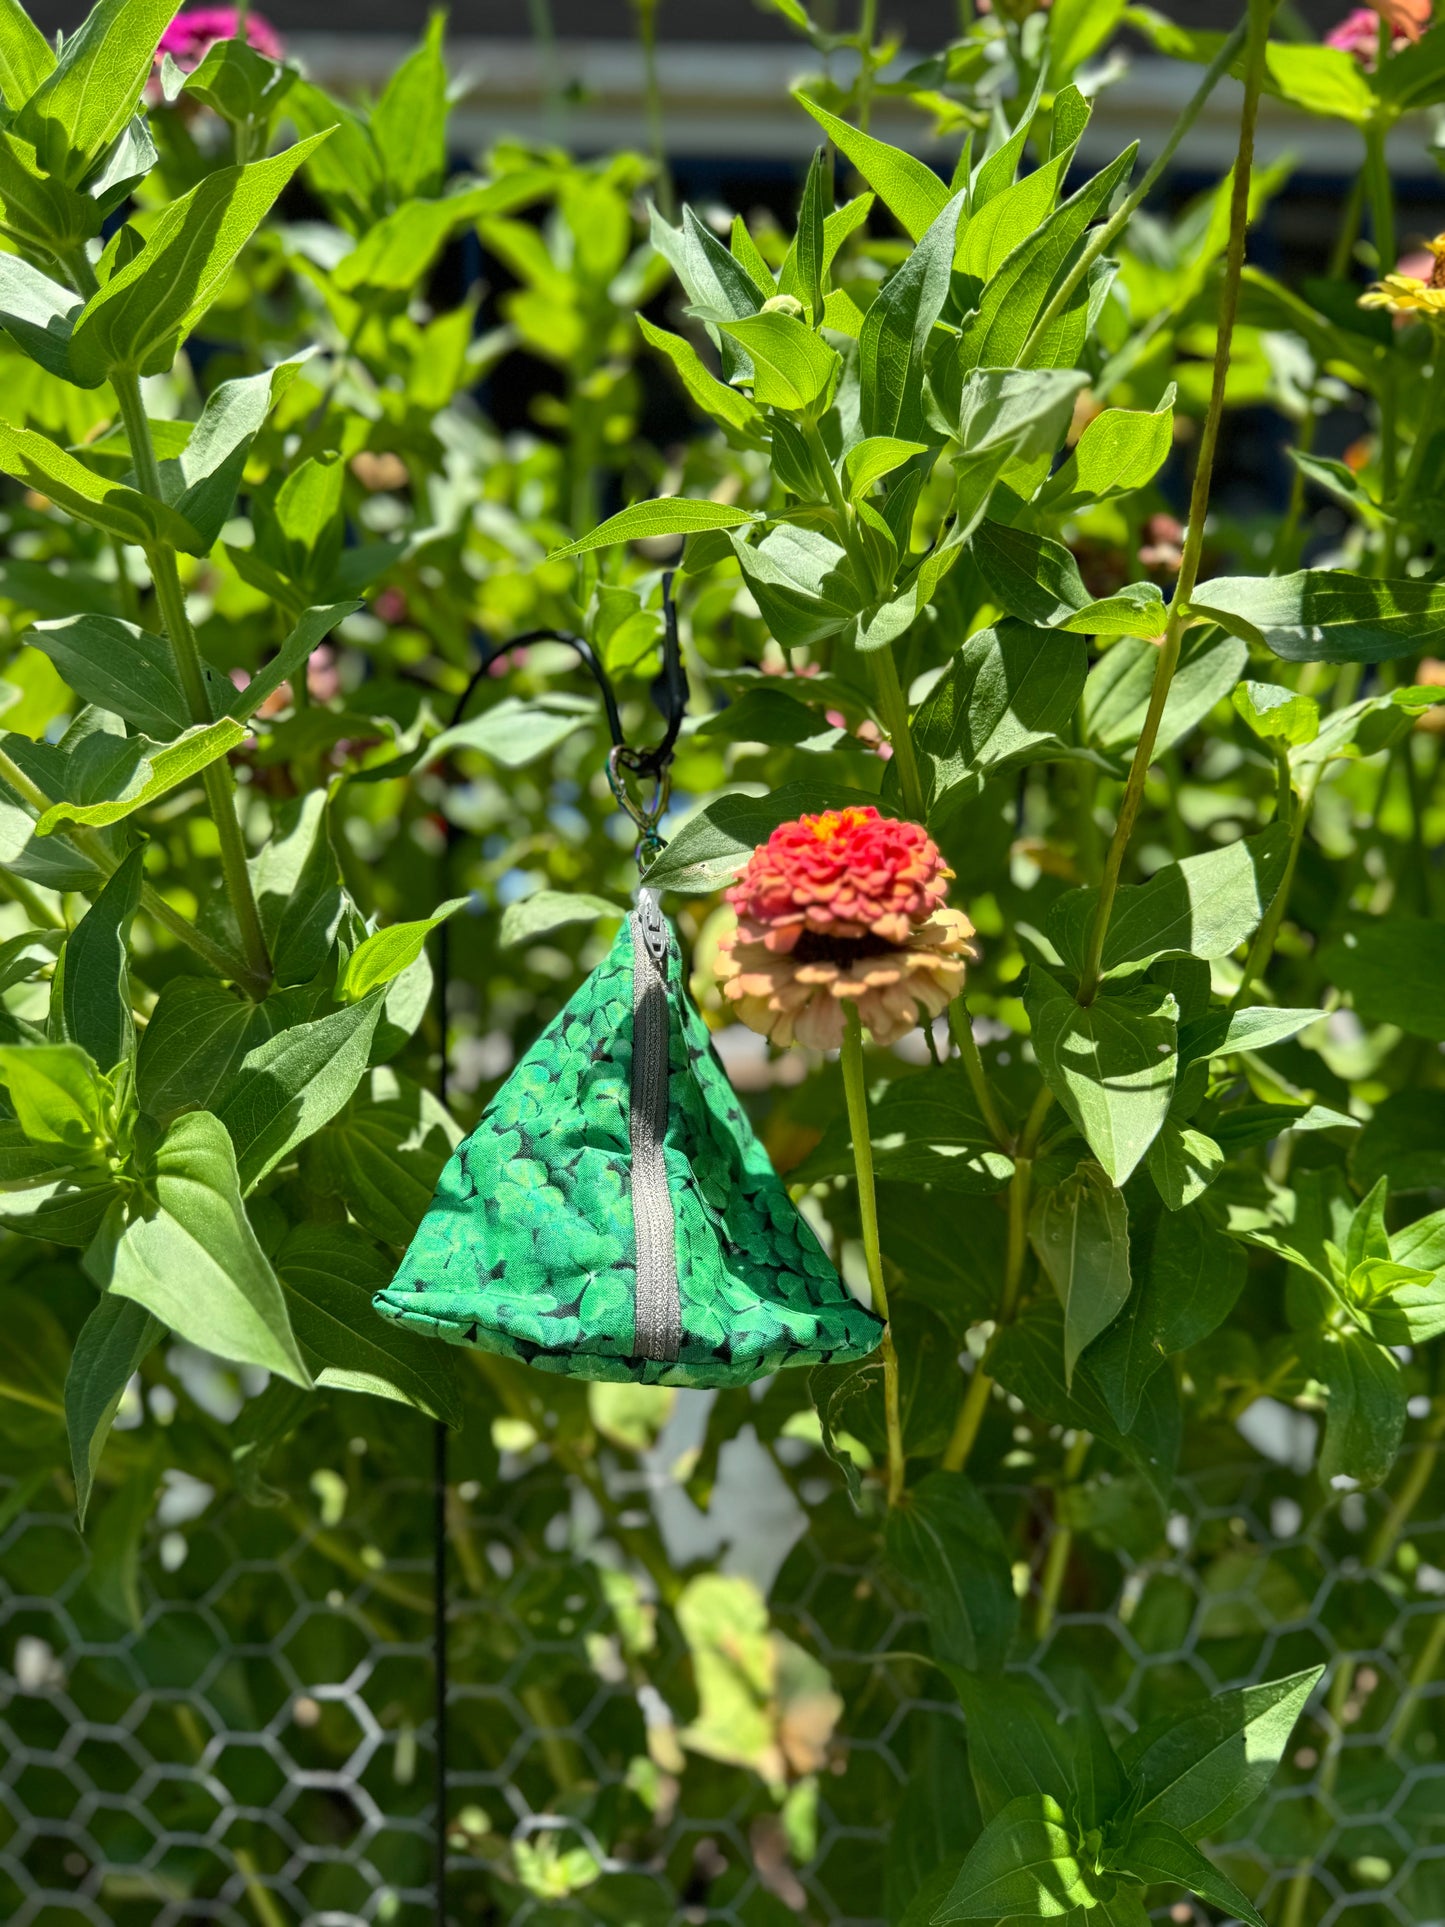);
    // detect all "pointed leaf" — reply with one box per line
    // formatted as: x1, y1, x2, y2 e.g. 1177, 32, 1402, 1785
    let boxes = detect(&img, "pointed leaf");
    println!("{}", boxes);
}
60, 844, 142, 1074
934, 1794, 1095, 1921
1119, 1824, 1266, 1927
549, 498, 756, 559
795, 92, 949, 240
65, 1293, 162, 1527
1030, 1160, 1132, 1387
1122, 1667, 1324, 1842
1027, 969, 1177, 1186
884, 1470, 1017, 1673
